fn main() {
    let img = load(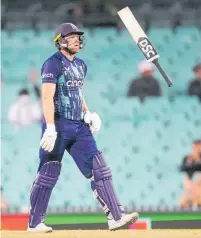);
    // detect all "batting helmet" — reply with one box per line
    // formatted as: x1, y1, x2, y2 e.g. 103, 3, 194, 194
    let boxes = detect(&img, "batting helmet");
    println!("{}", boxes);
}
54, 23, 85, 54
54, 23, 84, 42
